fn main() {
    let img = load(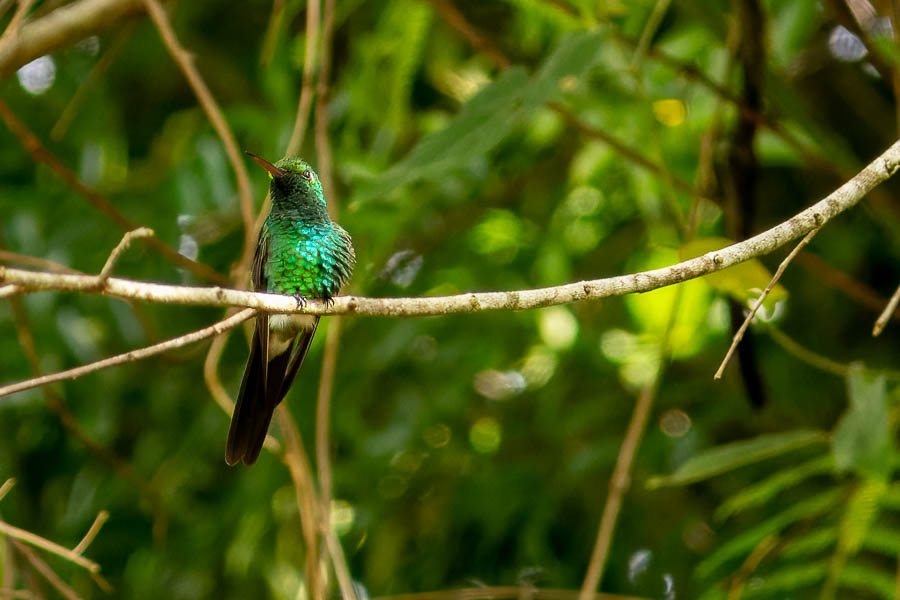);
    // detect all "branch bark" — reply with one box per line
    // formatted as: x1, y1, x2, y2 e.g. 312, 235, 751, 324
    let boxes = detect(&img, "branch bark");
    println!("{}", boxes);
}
4, 137, 899, 316
0, 0, 144, 79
